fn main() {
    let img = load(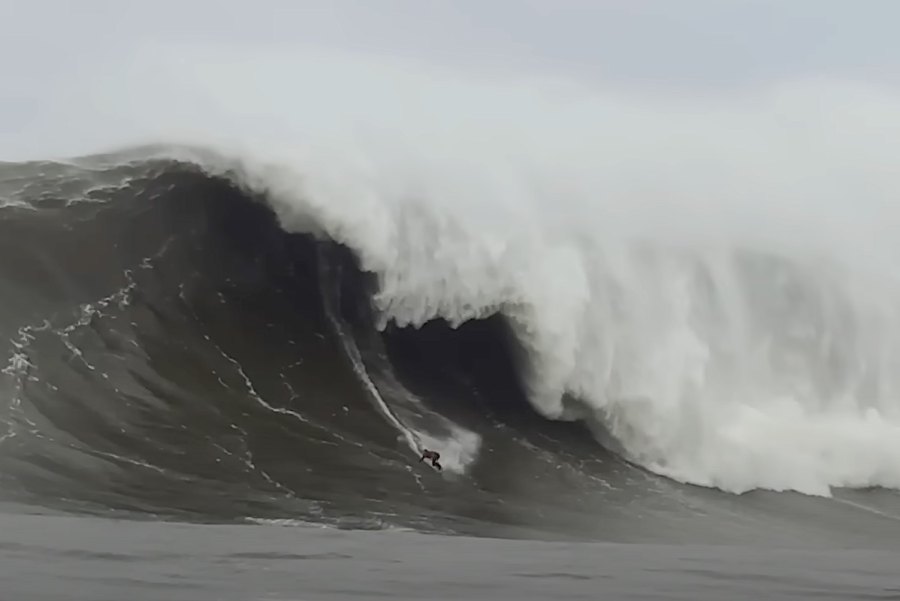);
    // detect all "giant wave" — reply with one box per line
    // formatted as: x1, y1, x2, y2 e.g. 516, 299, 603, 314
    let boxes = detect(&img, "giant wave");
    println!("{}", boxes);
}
2, 46, 900, 530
